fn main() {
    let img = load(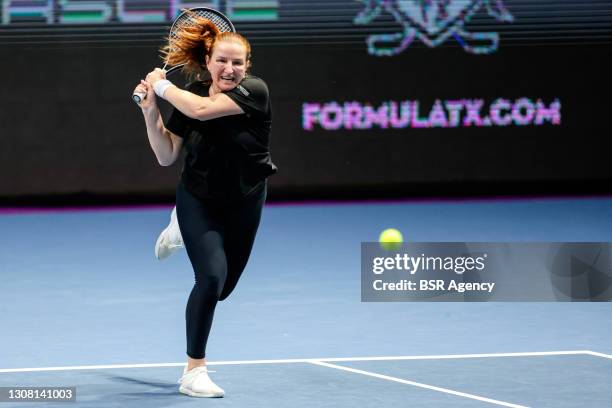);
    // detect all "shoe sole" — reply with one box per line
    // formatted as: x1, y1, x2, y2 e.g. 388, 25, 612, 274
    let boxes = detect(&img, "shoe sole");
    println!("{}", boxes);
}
155, 218, 184, 260
179, 385, 224, 398
155, 227, 183, 260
